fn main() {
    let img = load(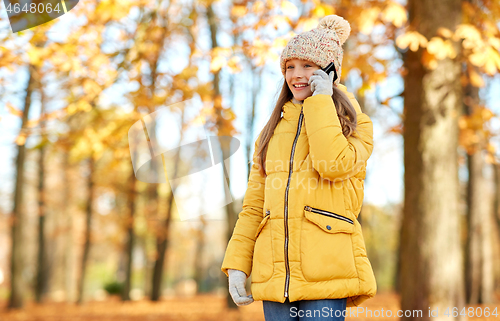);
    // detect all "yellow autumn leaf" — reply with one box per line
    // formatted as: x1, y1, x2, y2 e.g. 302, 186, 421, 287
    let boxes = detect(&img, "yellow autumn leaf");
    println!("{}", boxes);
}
358, 82, 372, 96
485, 153, 495, 164
475, 46, 500, 75
15, 134, 26, 146
437, 27, 453, 38
381, 2, 407, 28
281, 1, 298, 16
358, 7, 381, 35
252, 1, 264, 14
488, 37, 500, 50
454, 24, 483, 49
396, 31, 428, 52
469, 50, 486, 67
484, 58, 496, 75
227, 56, 242, 74
83, 79, 101, 96
231, 5, 247, 17
212, 47, 231, 57
469, 69, 485, 87
67, 103, 78, 115
28, 47, 43, 67
422, 50, 437, 70
89, 53, 110, 71
490, 46, 500, 73
426, 37, 445, 58
111, 2, 131, 20
61, 60, 72, 72
312, 4, 335, 17
427, 37, 456, 60
210, 56, 226, 72
487, 142, 496, 154
78, 100, 93, 112
191, 114, 207, 127
273, 36, 288, 49
6, 102, 23, 117
481, 107, 493, 121
458, 115, 468, 129
302, 18, 318, 32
